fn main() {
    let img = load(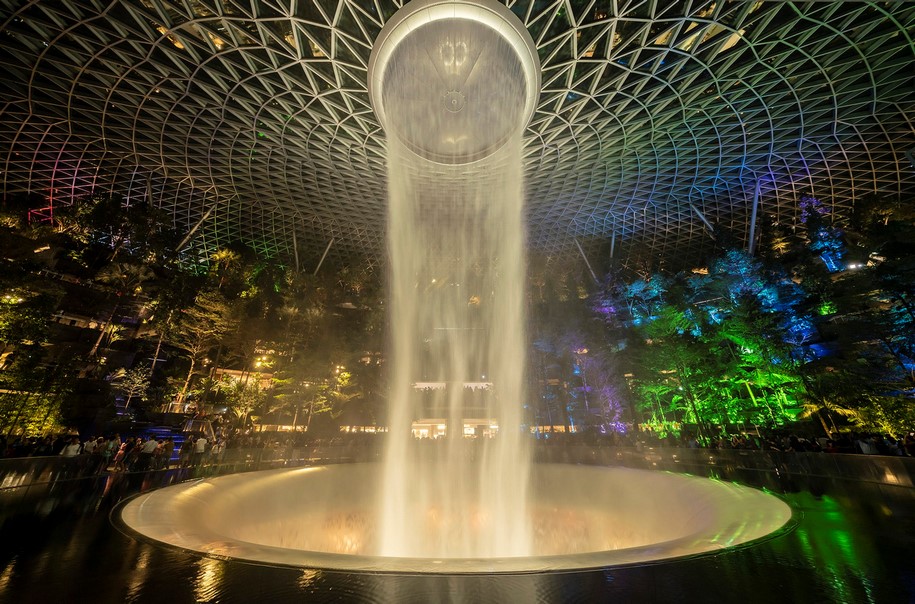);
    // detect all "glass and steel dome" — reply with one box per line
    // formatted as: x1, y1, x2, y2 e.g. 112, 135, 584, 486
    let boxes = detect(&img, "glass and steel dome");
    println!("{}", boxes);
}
0, 1, 913, 267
